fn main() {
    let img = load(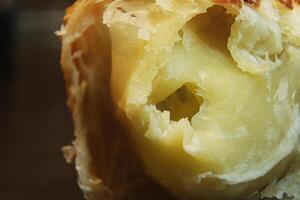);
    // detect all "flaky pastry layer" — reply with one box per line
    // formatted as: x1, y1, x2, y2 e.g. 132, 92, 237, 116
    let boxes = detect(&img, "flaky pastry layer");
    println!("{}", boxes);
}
60, 0, 300, 199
